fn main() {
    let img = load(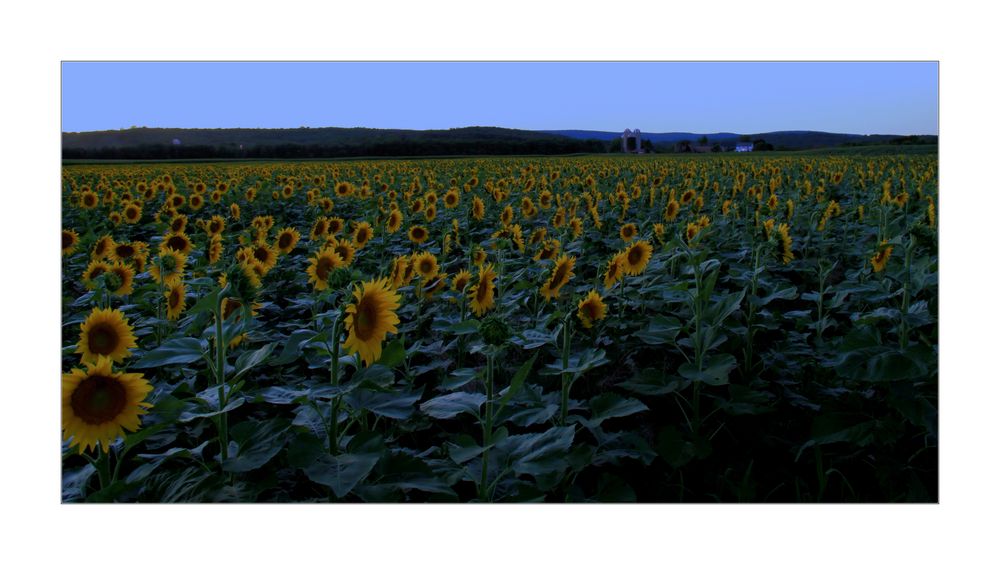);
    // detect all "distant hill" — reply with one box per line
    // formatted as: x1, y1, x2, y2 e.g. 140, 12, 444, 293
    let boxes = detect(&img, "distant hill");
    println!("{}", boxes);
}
61, 126, 608, 160
543, 129, 936, 150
